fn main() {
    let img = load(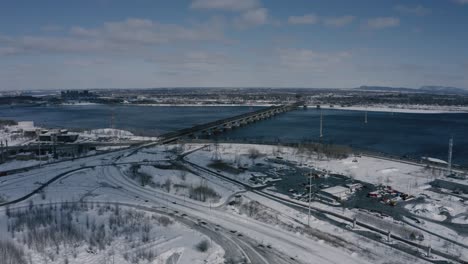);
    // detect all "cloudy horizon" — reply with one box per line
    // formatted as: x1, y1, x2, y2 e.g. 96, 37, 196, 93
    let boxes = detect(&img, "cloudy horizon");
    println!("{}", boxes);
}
1, 0, 467, 91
